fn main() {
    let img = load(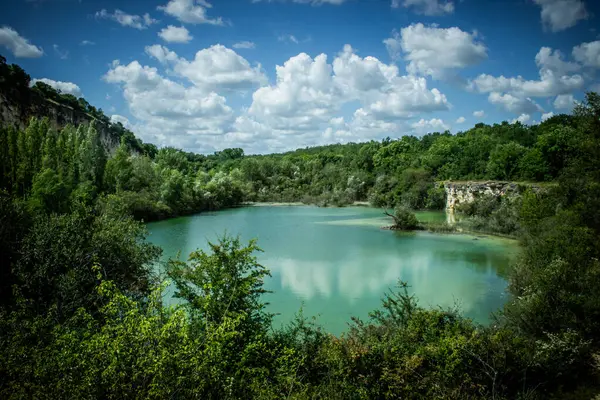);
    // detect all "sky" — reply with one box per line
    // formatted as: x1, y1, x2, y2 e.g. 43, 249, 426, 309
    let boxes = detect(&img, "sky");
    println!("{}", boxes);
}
1, 0, 599, 154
